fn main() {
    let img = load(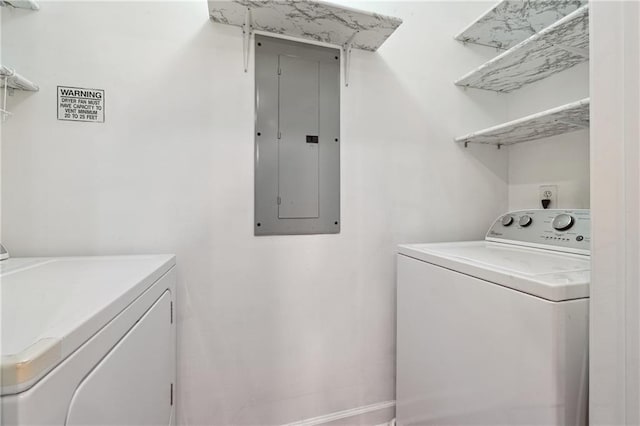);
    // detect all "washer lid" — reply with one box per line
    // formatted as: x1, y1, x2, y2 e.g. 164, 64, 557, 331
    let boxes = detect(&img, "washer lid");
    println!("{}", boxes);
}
0, 255, 175, 396
398, 241, 590, 301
